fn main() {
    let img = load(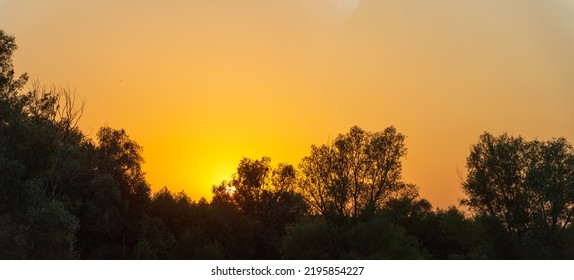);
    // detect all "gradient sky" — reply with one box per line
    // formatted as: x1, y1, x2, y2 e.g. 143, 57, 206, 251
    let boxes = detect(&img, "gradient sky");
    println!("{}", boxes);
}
1, 0, 573, 208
